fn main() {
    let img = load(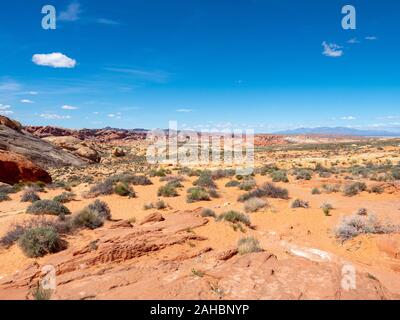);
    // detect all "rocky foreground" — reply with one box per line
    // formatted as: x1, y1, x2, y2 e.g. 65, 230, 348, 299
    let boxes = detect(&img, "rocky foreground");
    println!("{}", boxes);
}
0, 208, 391, 300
